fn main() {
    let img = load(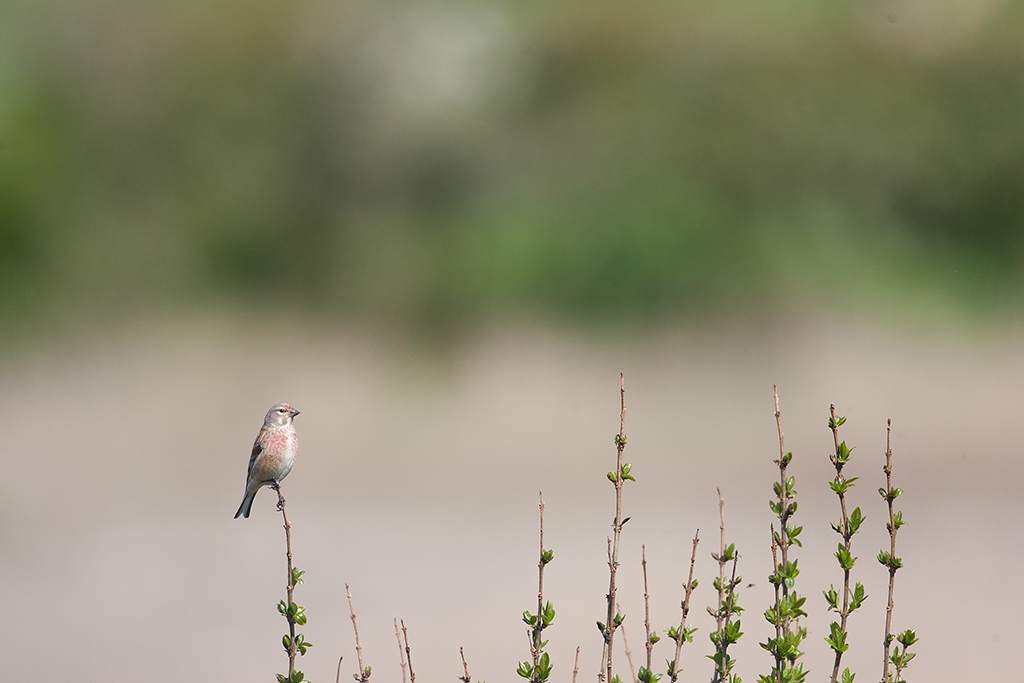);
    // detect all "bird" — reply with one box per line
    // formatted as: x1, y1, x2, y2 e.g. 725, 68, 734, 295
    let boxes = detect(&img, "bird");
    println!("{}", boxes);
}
234, 403, 300, 519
